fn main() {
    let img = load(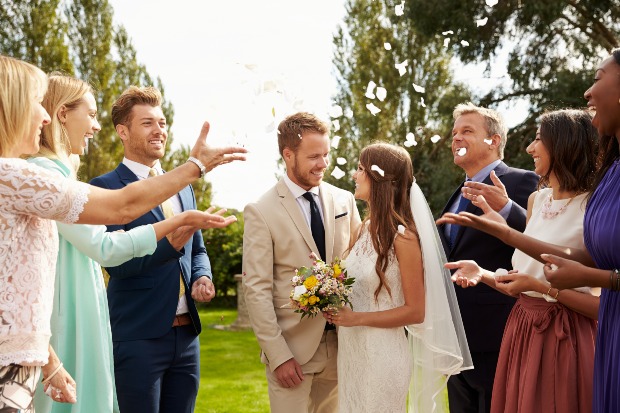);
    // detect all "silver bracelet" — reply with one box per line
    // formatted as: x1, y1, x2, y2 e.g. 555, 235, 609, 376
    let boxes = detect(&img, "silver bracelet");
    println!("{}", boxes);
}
186, 156, 206, 178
